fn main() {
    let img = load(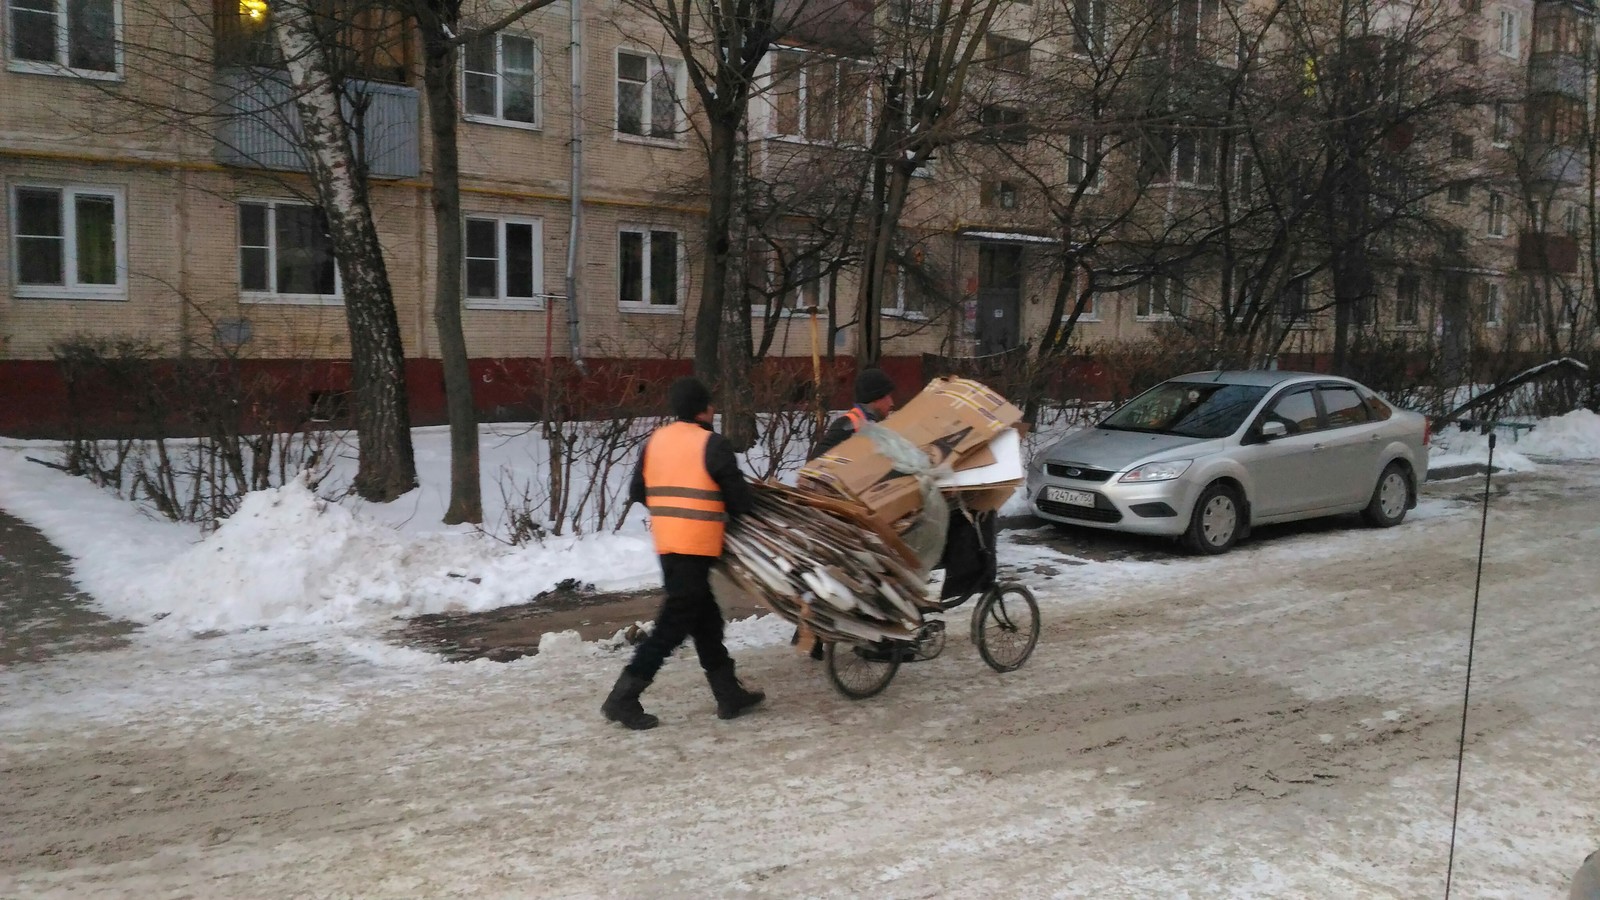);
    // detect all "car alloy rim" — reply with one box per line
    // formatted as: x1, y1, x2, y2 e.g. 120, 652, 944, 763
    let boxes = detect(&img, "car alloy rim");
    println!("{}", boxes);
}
1381, 472, 1407, 518
1203, 496, 1236, 545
